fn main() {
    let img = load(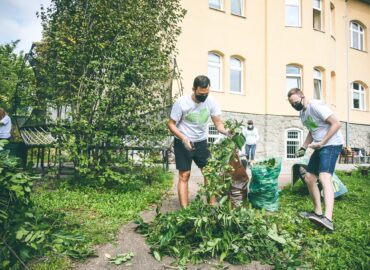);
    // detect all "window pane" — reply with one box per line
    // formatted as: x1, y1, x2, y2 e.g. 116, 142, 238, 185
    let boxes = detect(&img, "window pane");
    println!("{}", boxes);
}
286, 77, 301, 92
352, 31, 359, 49
360, 93, 365, 110
208, 53, 220, 63
313, 69, 321, 79
208, 66, 220, 90
286, 6, 300, 26
209, 0, 221, 9
230, 70, 241, 92
360, 33, 364, 50
351, 22, 358, 31
314, 79, 322, 99
313, 9, 321, 30
286, 65, 300, 74
231, 0, 242, 15
313, 0, 321, 9
353, 92, 359, 108
287, 140, 300, 158
231, 58, 242, 67
353, 82, 359, 90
